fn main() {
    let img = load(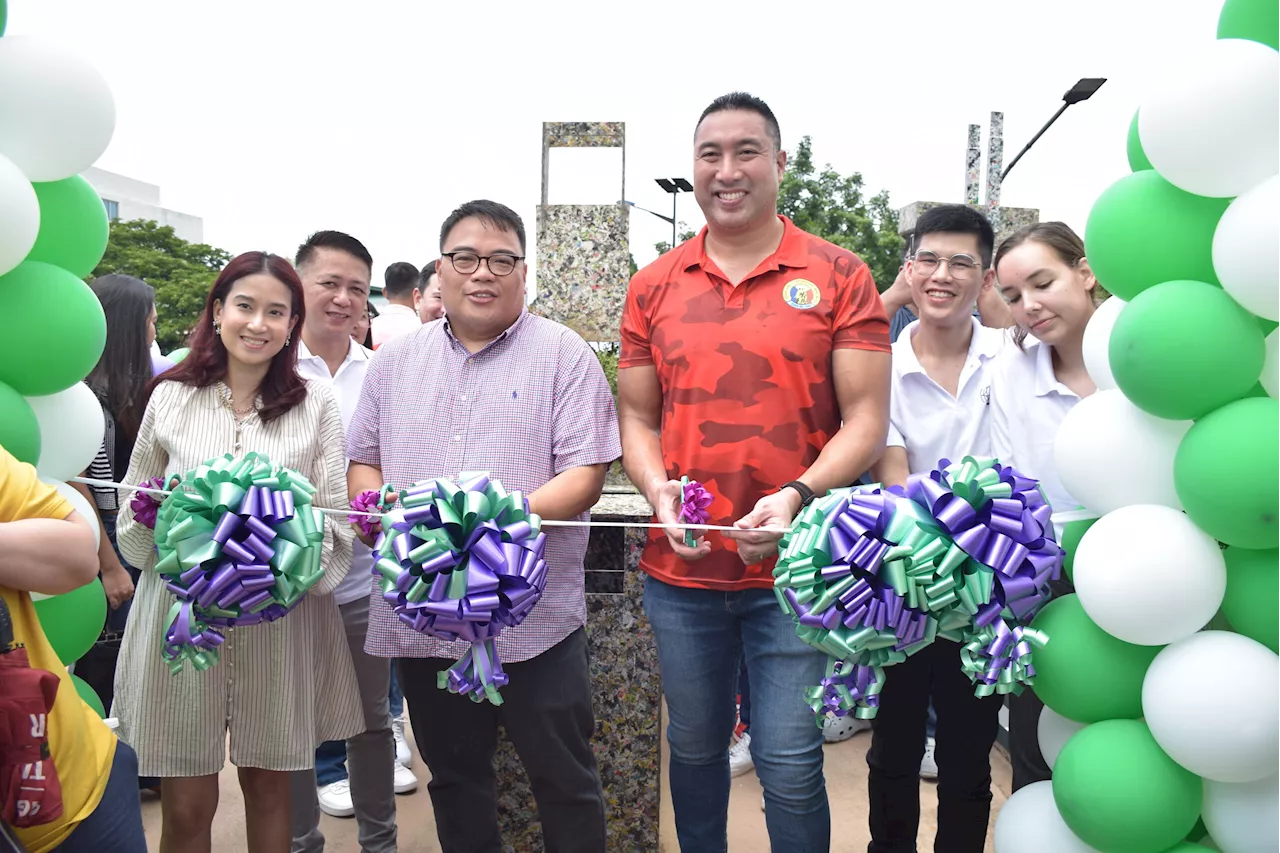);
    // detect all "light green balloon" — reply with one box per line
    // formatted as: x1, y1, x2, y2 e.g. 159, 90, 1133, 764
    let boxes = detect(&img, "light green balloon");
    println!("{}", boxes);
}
1084, 172, 1229, 302
1220, 547, 1279, 652
70, 673, 106, 718
1110, 280, 1264, 421
1061, 517, 1097, 583
27, 176, 111, 278
0, 380, 40, 465
1127, 111, 1153, 172
32, 577, 107, 664
167, 347, 190, 363
0, 262, 106, 396
1175, 398, 1279, 550
1218, 0, 1279, 50
1053, 719, 1202, 853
